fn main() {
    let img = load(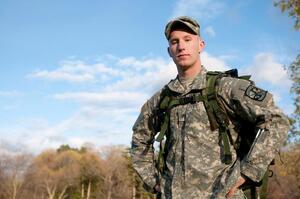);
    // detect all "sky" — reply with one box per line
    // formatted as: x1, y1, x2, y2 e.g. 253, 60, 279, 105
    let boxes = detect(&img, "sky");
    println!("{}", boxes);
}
0, 0, 299, 154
